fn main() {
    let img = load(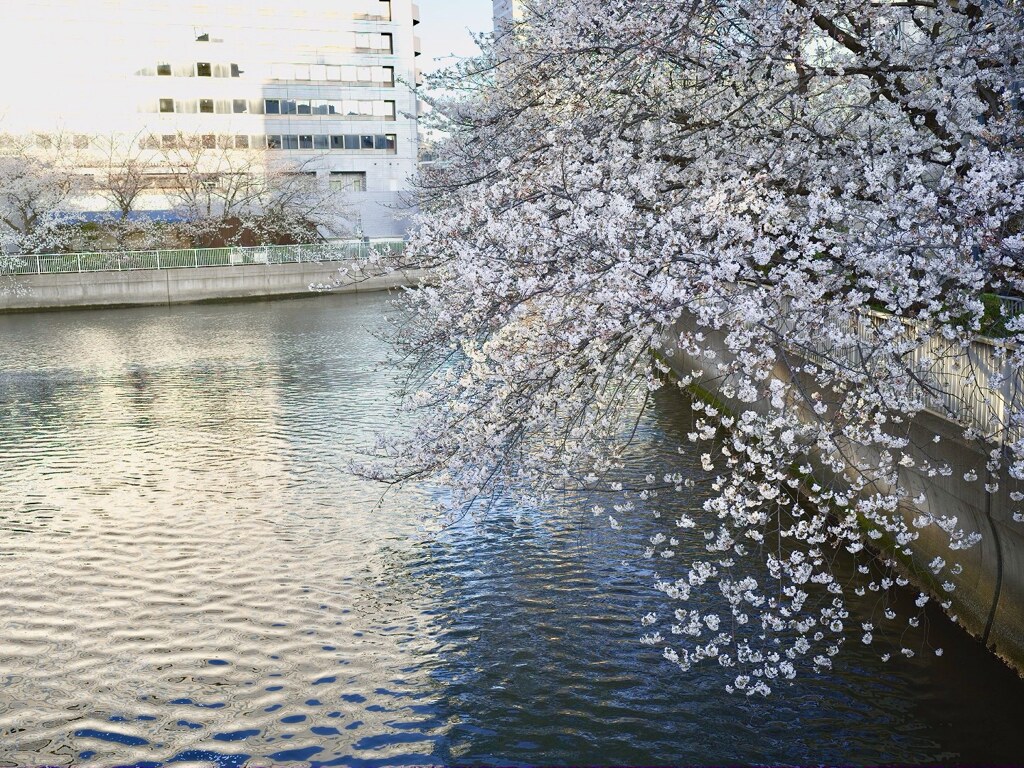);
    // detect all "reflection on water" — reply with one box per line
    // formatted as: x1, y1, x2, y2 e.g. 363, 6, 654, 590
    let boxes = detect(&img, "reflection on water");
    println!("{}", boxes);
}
0, 294, 1020, 767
